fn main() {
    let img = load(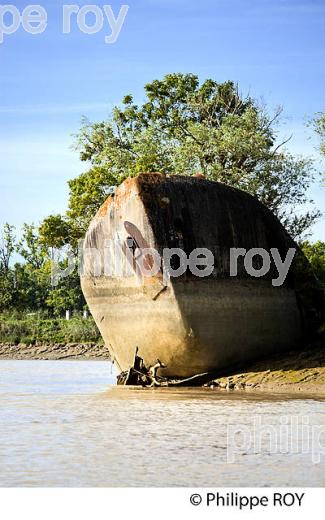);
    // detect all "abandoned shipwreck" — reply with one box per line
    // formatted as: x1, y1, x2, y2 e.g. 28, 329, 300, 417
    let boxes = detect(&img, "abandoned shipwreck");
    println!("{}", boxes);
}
81, 173, 323, 379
